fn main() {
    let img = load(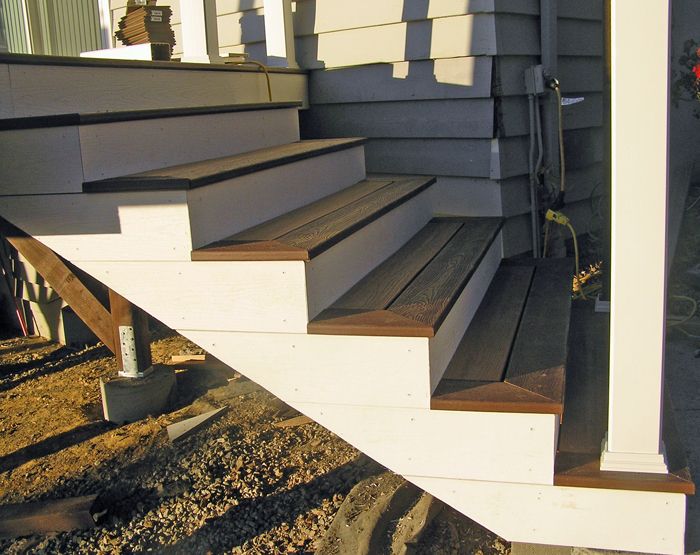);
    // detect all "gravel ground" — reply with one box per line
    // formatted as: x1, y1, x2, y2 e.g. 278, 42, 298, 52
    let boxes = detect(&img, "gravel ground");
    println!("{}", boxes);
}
0, 331, 506, 554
